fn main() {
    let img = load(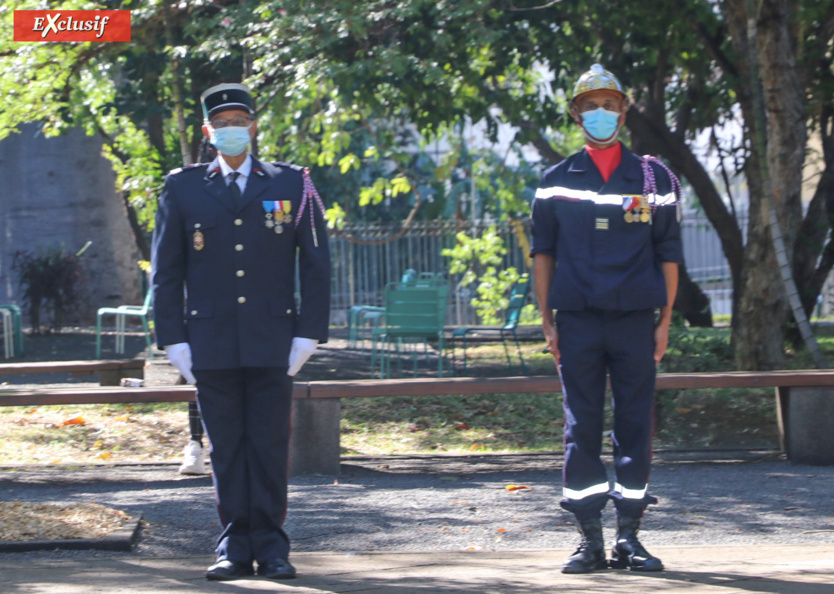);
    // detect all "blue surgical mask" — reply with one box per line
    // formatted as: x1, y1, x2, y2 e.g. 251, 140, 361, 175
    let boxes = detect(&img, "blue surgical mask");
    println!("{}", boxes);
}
210, 125, 252, 156
580, 107, 621, 143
